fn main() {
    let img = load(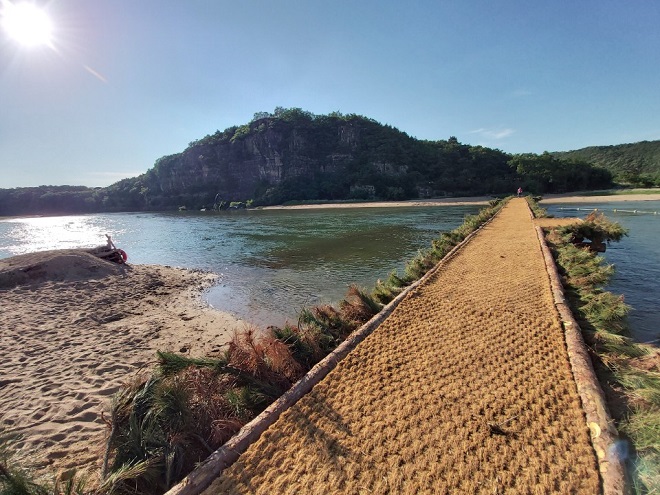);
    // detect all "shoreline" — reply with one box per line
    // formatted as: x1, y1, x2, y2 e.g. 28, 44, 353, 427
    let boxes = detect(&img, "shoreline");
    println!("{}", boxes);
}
539, 191, 660, 204
258, 191, 660, 210
2, 191, 658, 220
0, 250, 245, 478
258, 196, 493, 209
